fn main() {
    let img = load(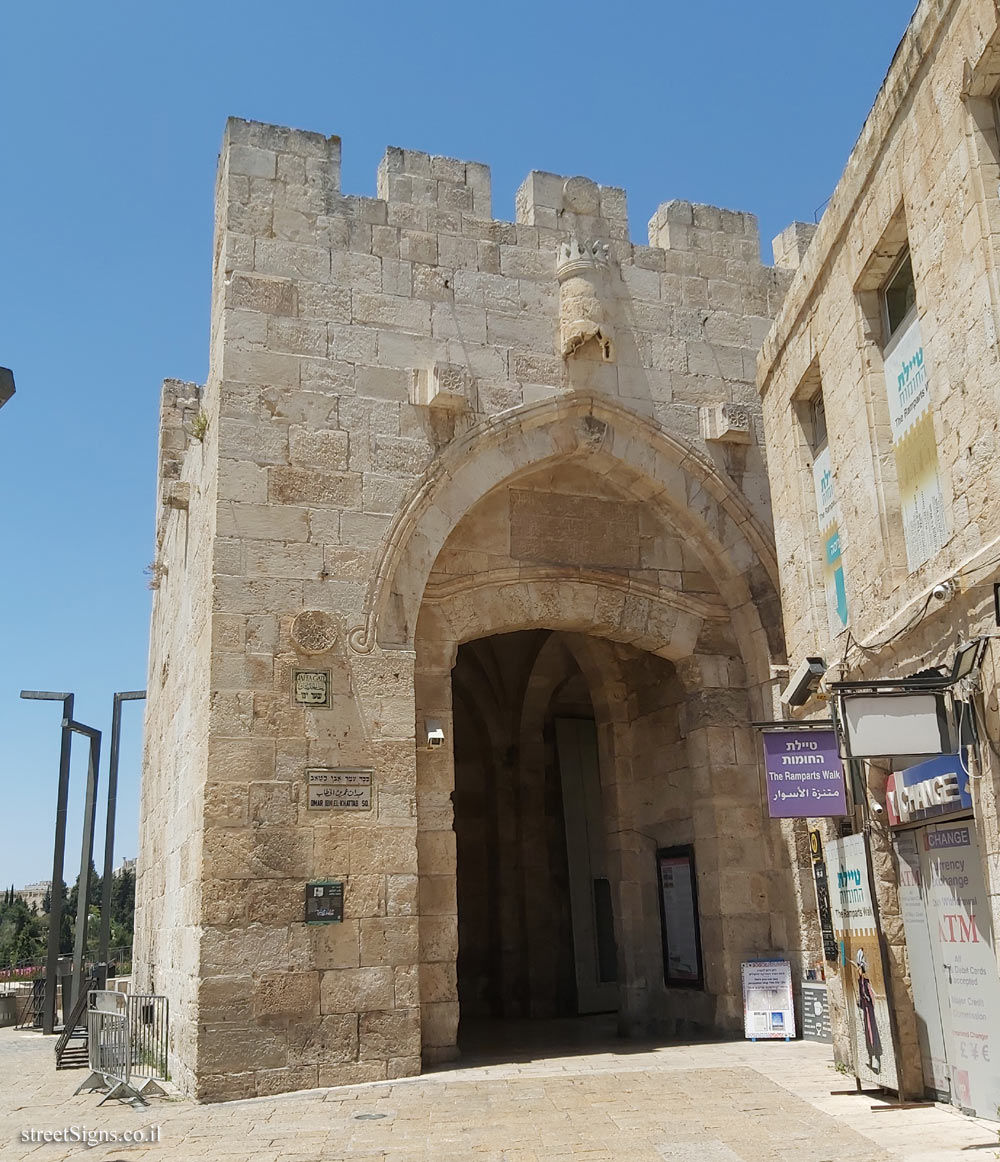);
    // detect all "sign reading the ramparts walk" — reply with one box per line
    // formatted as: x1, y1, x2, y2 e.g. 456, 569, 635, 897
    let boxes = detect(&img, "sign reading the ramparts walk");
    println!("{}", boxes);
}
761, 729, 848, 817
